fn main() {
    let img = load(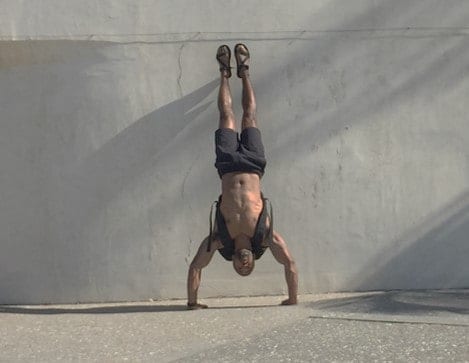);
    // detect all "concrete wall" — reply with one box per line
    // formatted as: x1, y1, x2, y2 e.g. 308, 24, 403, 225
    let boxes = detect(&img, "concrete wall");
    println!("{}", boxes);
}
1, 0, 468, 304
